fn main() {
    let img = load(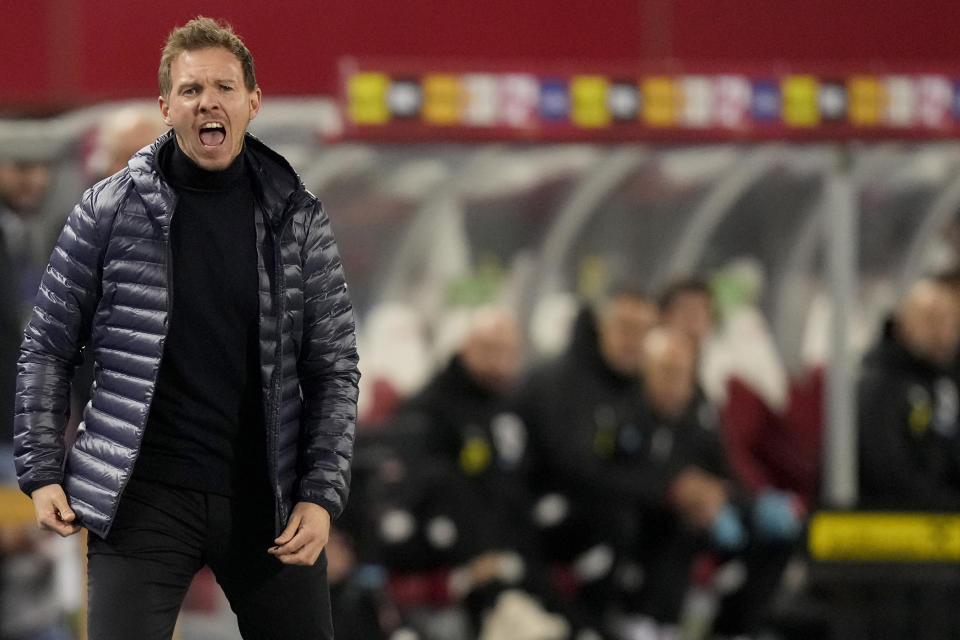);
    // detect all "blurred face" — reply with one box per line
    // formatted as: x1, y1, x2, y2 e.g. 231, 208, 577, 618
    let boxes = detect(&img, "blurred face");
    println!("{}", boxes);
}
107, 118, 168, 176
0, 162, 52, 214
641, 329, 697, 420
159, 47, 261, 170
897, 281, 960, 367
461, 315, 523, 394
662, 290, 714, 347
597, 296, 659, 377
